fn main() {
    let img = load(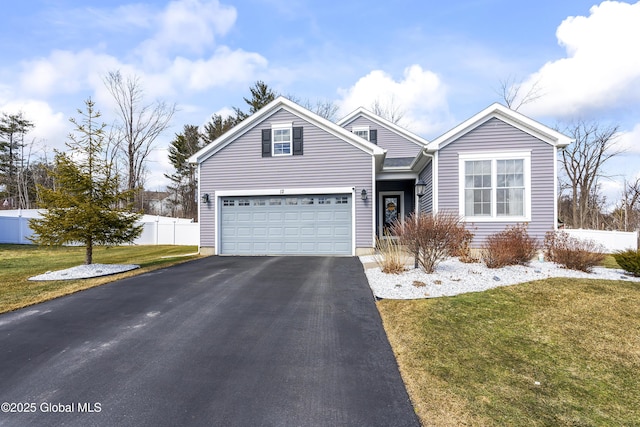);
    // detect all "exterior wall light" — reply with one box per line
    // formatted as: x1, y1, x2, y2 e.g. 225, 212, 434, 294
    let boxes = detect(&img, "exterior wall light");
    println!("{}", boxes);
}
415, 179, 427, 197
201, 193, 210, 203
361, 188, 368, 200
